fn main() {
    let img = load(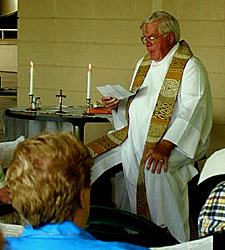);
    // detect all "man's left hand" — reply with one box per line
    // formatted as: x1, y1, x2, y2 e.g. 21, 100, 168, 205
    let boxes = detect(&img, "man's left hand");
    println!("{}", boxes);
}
145, 140, 174, 174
